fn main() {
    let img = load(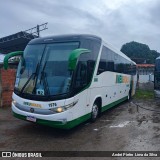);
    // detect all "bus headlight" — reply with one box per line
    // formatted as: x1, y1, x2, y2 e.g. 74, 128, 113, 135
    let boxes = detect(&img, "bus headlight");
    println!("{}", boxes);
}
12, 100, 17, 106
56, 107, 63, 113
49, 106, 67, 113
49, 100, 78, 113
